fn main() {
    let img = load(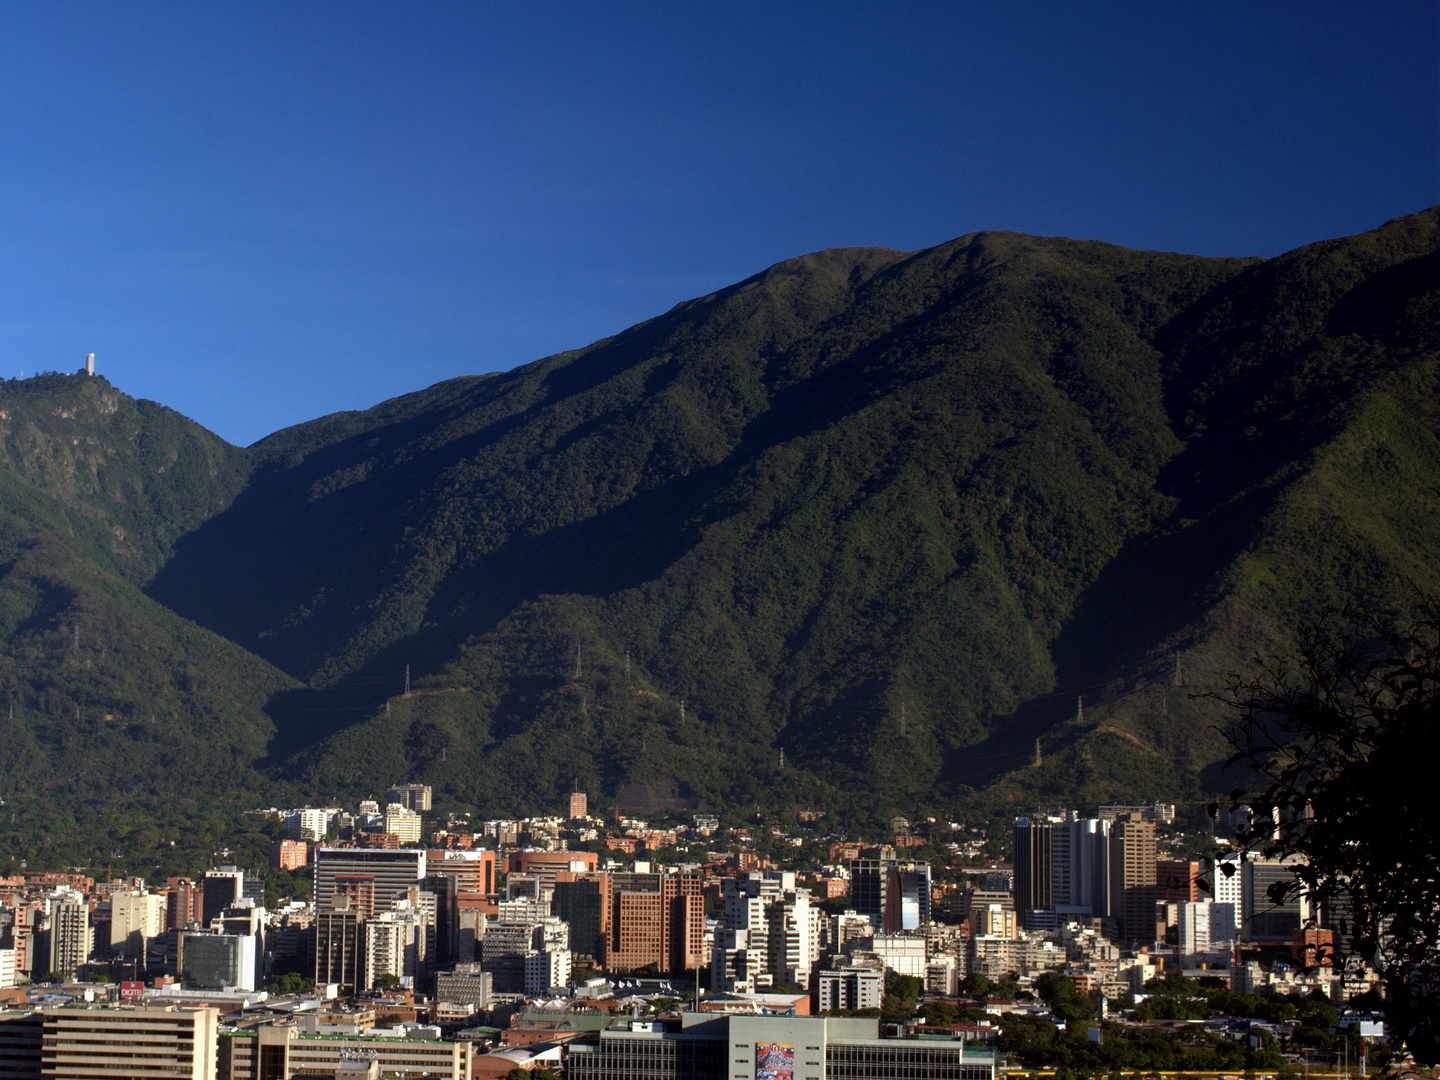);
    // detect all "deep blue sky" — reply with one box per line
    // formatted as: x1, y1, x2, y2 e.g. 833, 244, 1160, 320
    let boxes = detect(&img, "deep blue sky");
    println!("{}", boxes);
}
2, 3, 1435, 446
